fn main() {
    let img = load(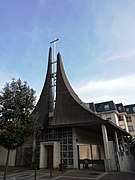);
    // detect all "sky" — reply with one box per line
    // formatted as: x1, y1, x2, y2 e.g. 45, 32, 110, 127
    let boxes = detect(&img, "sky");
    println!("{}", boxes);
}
0, 0, 135, 105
